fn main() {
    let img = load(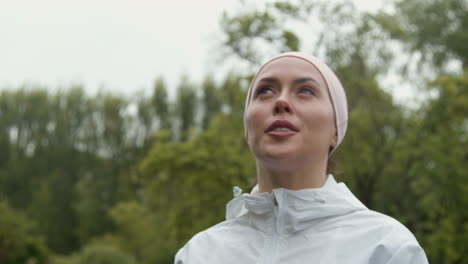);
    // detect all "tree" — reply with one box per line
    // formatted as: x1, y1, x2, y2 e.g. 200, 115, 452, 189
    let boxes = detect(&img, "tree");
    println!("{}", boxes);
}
152, 77, 171, 130
408, 72, 468, 263
373, 0, 468, 69
175, 76, 198, 140
219, 0, 312, 65
332, 51, 405, 209
0, 201, 49, 264
0, 87, 152, 254
68, 244, 136, 264
219, 72, 247, 116
201, 76, 222, 130
106, 201, 165, 264
139, 111, 255, 261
